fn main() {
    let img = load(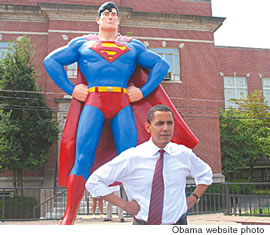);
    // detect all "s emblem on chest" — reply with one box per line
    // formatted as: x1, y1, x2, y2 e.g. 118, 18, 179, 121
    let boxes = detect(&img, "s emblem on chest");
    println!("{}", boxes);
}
90, 41, 130, 63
